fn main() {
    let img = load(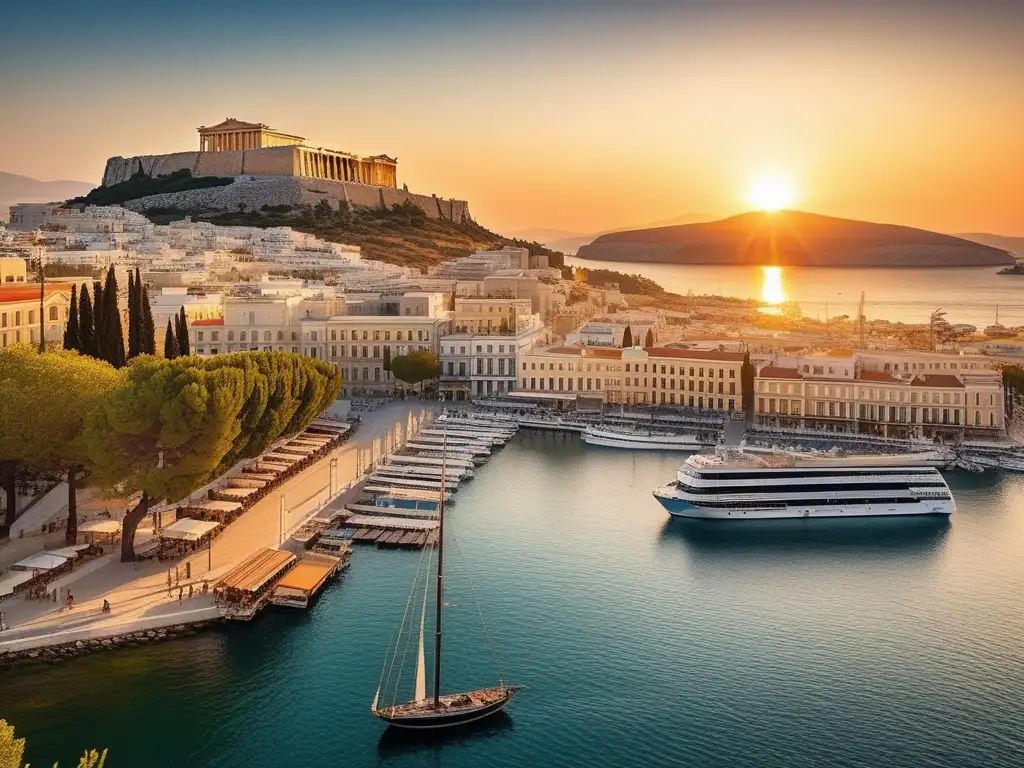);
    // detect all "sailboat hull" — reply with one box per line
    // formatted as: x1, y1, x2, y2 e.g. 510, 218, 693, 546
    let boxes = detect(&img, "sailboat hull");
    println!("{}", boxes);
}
373, 686, 519, 730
